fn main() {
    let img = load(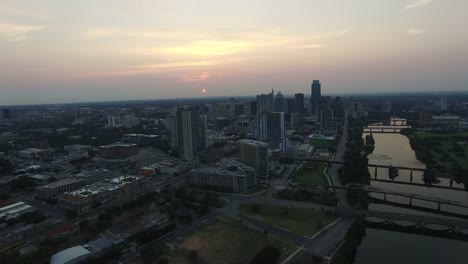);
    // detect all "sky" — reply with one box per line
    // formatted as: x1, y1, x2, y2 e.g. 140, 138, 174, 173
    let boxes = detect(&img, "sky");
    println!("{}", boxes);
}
1, 0, 468, 105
